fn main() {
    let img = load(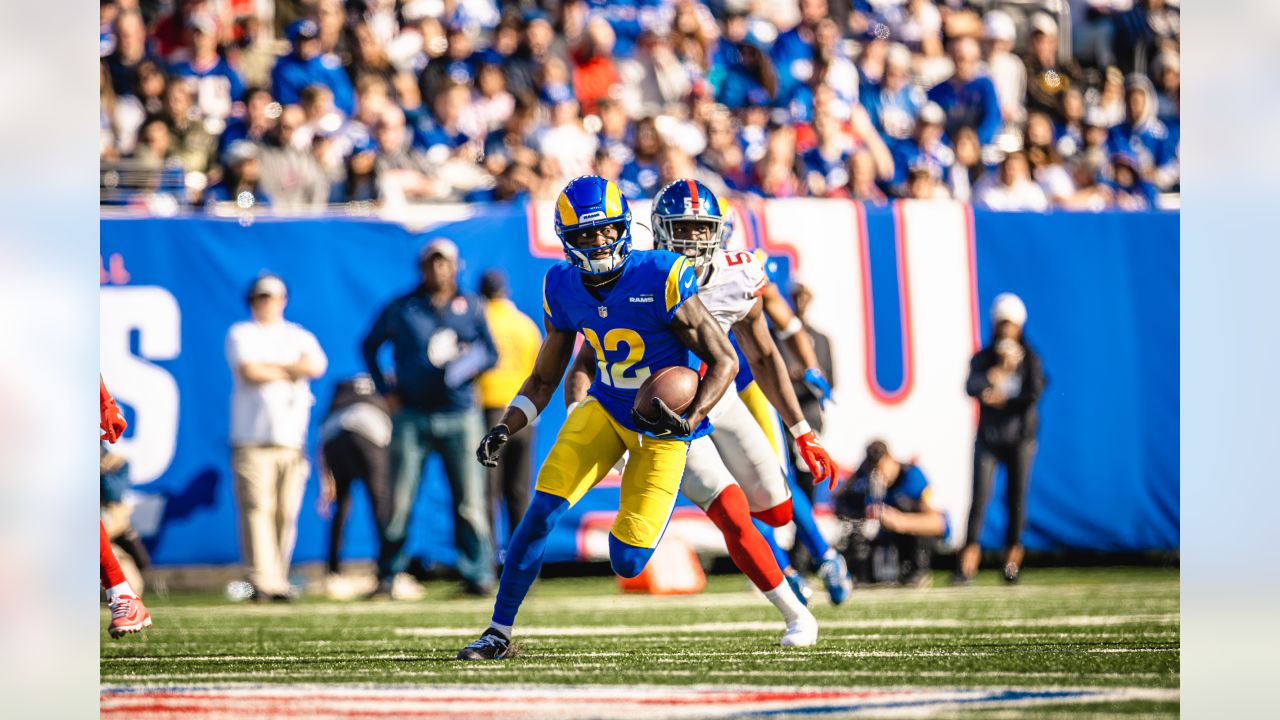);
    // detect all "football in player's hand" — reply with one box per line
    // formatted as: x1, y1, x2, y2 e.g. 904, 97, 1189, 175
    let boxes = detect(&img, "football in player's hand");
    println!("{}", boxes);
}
633, 366, 699, 421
